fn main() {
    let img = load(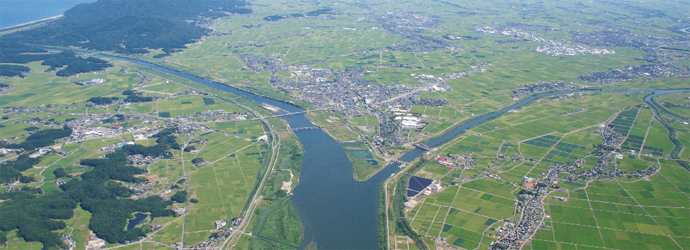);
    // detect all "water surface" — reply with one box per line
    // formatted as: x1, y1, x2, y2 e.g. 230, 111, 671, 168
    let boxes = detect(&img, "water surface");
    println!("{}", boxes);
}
1, 0, 95, 28
126, 213, 148, 230
76, 52, 690, 249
